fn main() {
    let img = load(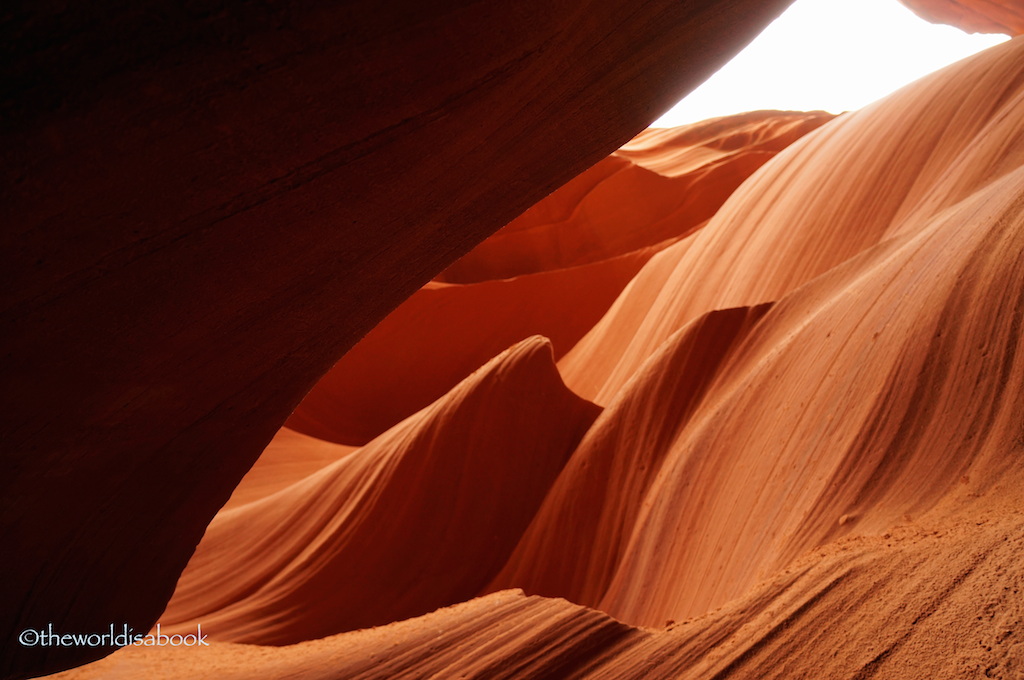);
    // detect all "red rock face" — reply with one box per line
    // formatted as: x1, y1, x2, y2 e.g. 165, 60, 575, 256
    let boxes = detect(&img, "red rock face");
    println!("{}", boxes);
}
285, 111, 832, 446
0, 1, 800, 677
154, 111, 829, 644
50, 32, 1024, 680
10, 3, 1024, 680
899, 0, 1024, 34
162, 338, 600, 644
